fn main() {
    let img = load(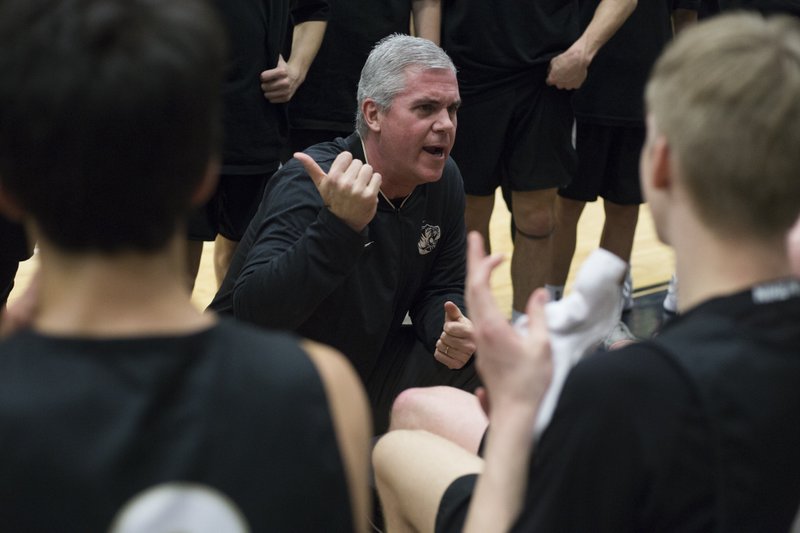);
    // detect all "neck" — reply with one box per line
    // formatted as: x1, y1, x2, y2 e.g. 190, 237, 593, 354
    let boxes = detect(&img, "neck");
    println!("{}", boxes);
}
362, 135, 417, 199
672, 224, 791, 312
34, 235, 214, 337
